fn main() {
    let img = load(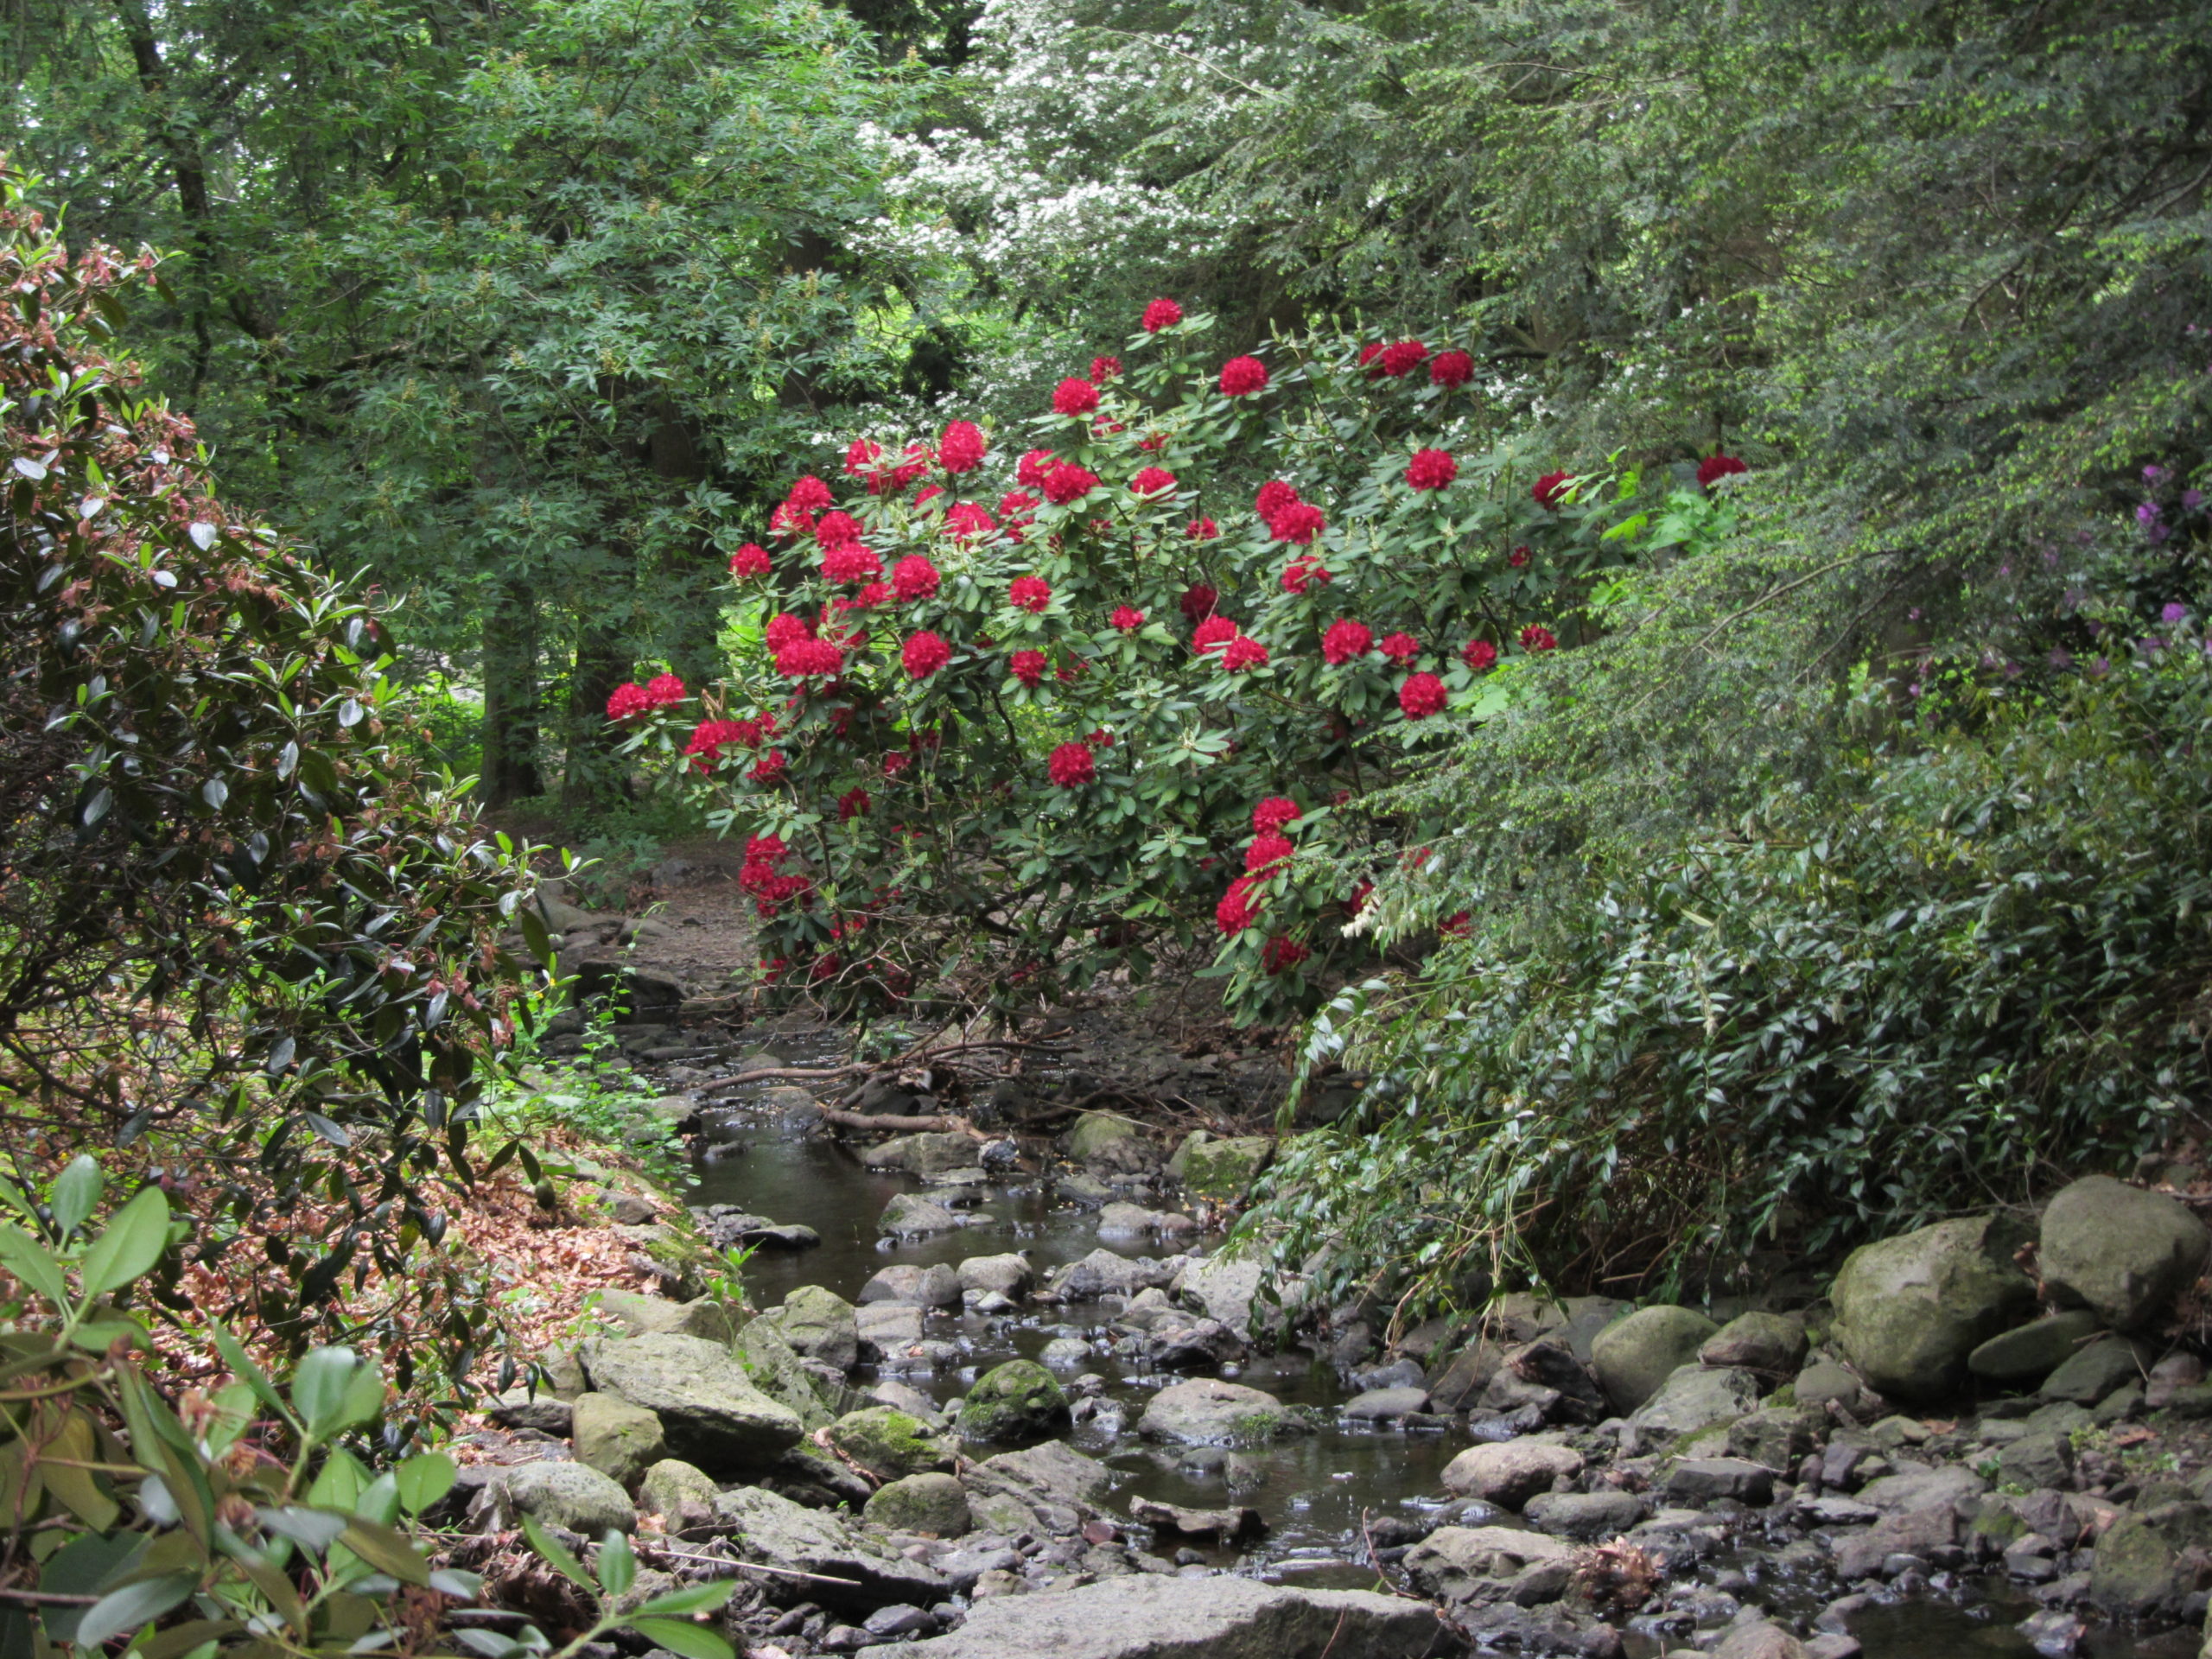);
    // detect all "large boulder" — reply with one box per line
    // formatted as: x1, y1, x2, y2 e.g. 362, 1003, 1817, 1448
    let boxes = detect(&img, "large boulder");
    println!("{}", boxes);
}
1829, 1213, 2037, 1400
755, 1285, 860, 1372
1439, 1440, 1582, 1510
855, 1573, 1440, 1659
826, 1407, 950, 1481
860, 1263, 963, 1307
1138, 1377, 1297, 1446
878, 1192, 962, 1236
1172, 1254, 1269, 1340
1621, 1364, 1761, 1457
1049, 1248, 1179, 1300
956, 1253, 1034, 1298
582, 1332, 804, 1473
2088, 1499, 2212, 1616
2040, 1174, 2211, 1332
594, 1289, 742, 1344
961, 1440, 1113, 1522
1180, 1135, 1274, 1205
491, 1462, 635, 1534
571, 1392, 667, 1490
864, 1471, 971, 1538
709, 1484, 948, 1614
732, 1319, 836, 1432
956, 1359, 1071, 1443
1967, 1309, 2104, 1387
637, 1458, 717, 1523
1591, 1306, 1719, 1413
1399, 1526, 1580, 1605
1066, 1112, 1154, 1172
862, 1133, 984, 1175
1698, 1312, 1808, 1377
